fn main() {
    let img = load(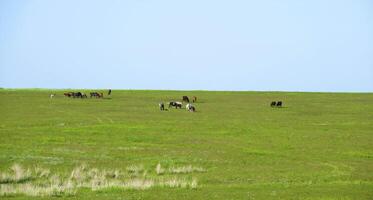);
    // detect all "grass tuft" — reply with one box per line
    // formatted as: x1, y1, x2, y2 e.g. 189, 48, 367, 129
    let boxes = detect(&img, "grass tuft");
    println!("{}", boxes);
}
155, 163, 165, 175
168, 165, 206, 174
126, 165, 144, 174
0, 164, 33, 184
